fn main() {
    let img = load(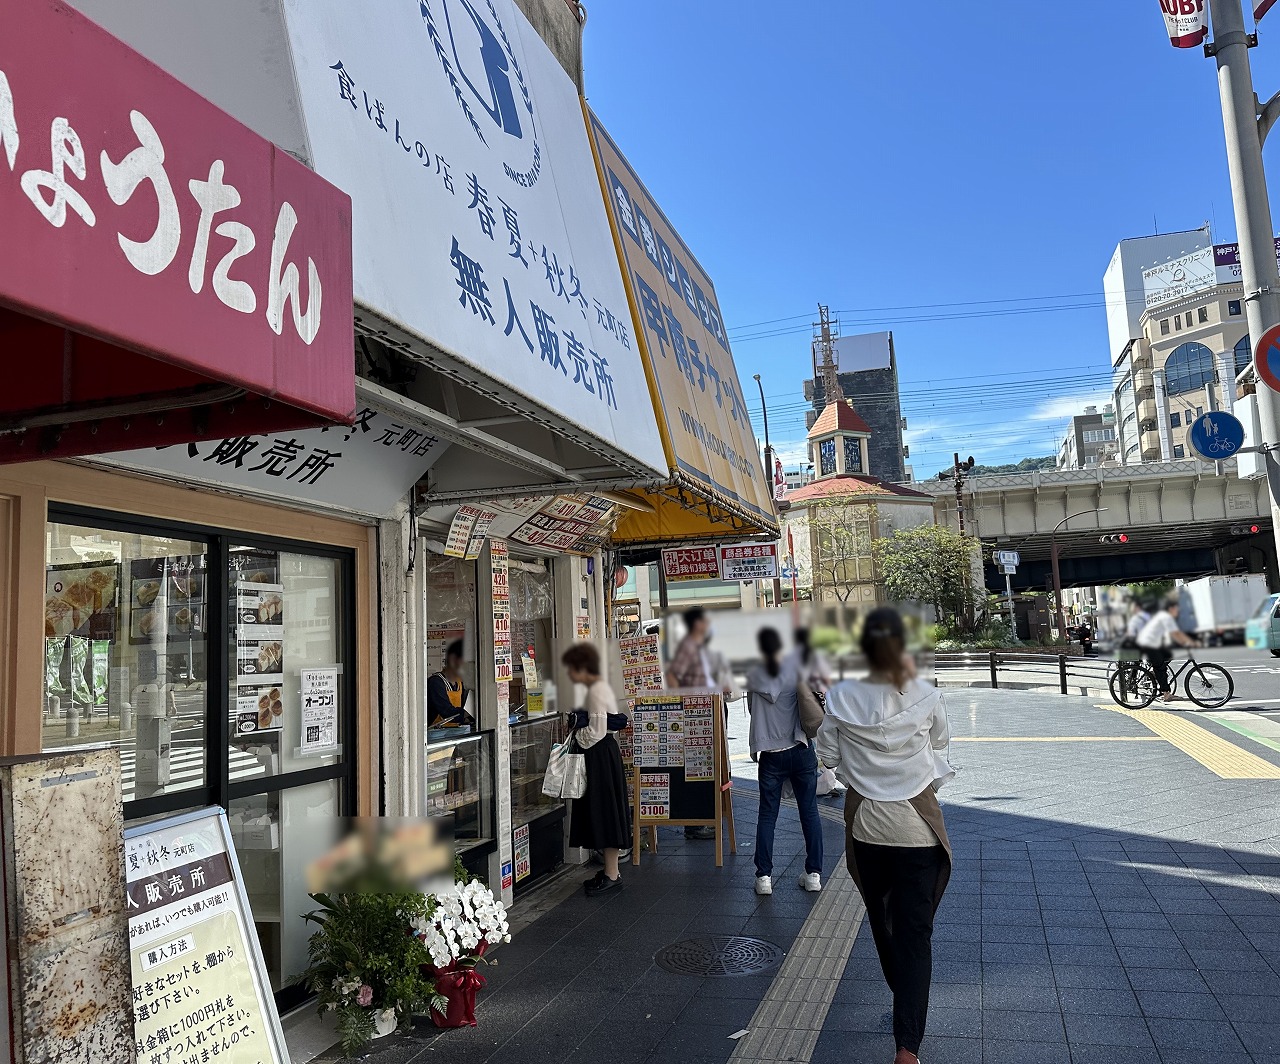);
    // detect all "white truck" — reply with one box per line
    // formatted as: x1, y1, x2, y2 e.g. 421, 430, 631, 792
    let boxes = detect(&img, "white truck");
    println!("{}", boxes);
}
1178, 574, 1272, 645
